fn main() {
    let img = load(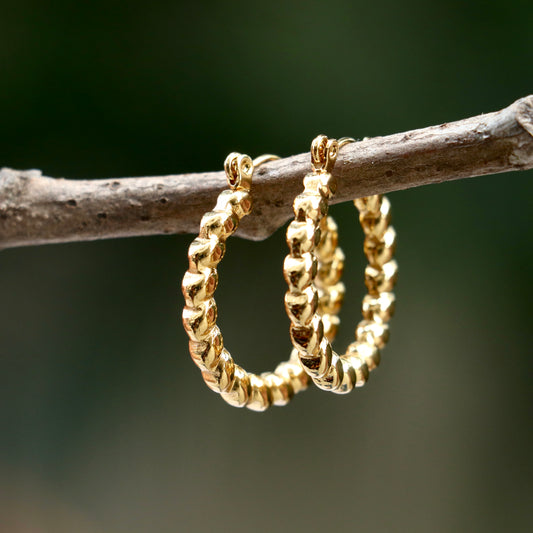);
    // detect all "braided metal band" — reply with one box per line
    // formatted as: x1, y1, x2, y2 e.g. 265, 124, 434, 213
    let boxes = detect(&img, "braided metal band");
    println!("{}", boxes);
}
283, 135, 398, 394
182, 152, 346, 411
